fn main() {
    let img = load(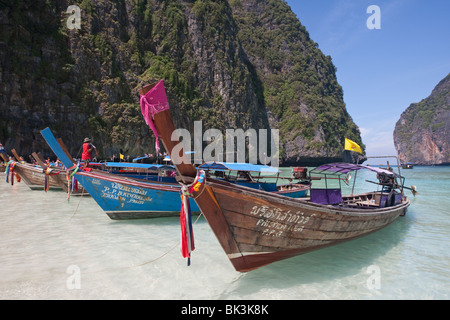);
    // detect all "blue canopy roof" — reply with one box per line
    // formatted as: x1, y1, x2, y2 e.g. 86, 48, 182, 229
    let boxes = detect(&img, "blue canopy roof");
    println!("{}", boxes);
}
104, 162, 174, 170
132, 156, 151, 161
198, 162, 280, 174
